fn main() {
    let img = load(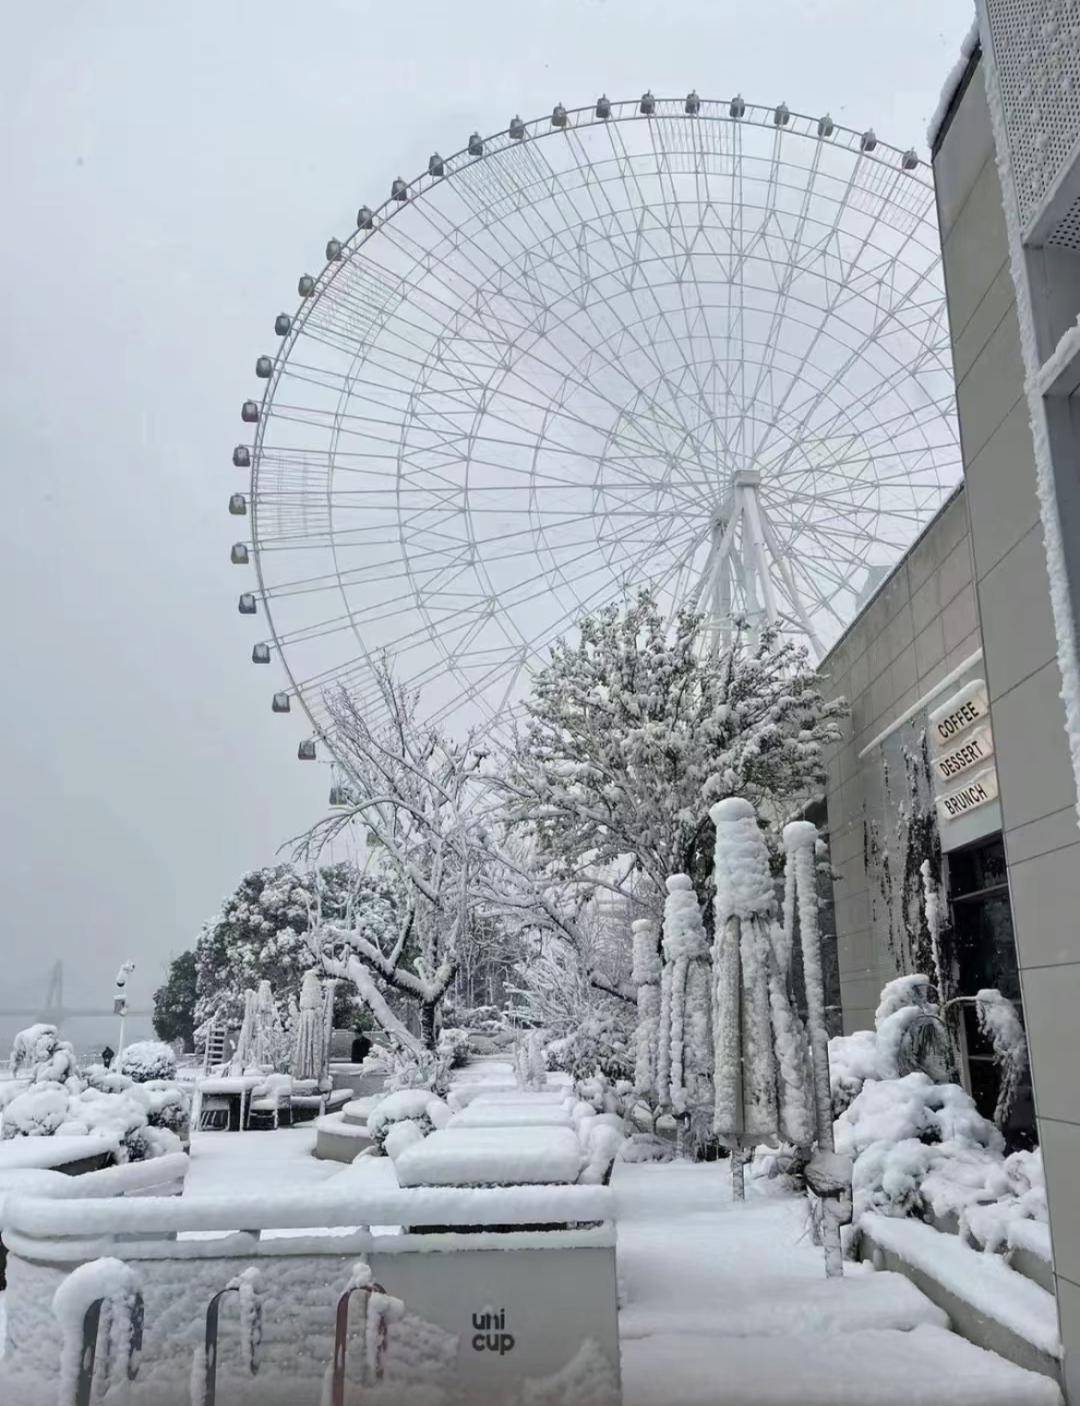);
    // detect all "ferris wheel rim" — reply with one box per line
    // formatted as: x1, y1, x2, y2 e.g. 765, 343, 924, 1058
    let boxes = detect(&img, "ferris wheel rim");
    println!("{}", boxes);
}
240, 93, 952, 759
